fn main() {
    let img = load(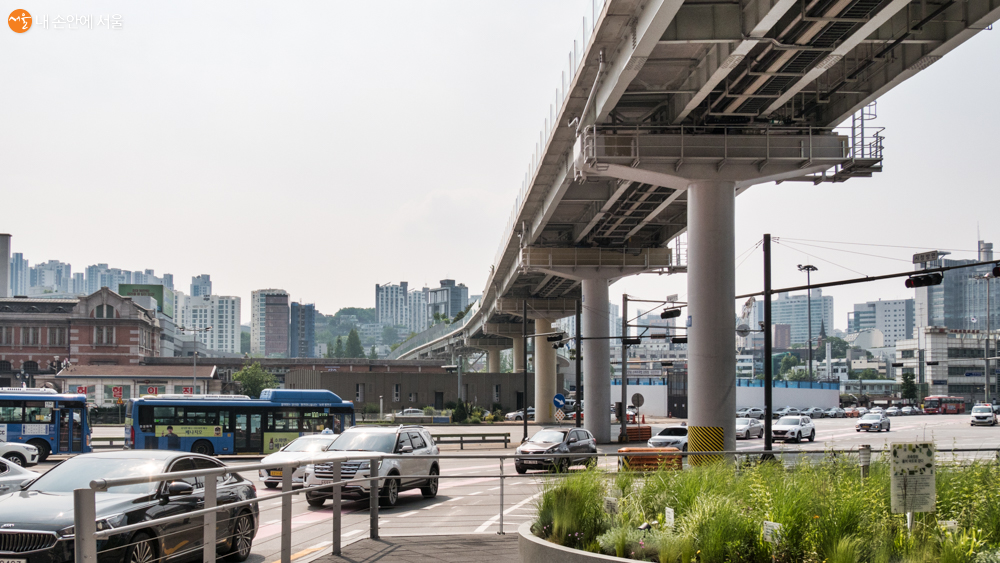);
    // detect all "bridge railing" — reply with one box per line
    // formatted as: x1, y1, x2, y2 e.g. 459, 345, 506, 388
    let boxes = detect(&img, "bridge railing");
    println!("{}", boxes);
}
521, 247, 672, 269
388, 299, 481, 359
